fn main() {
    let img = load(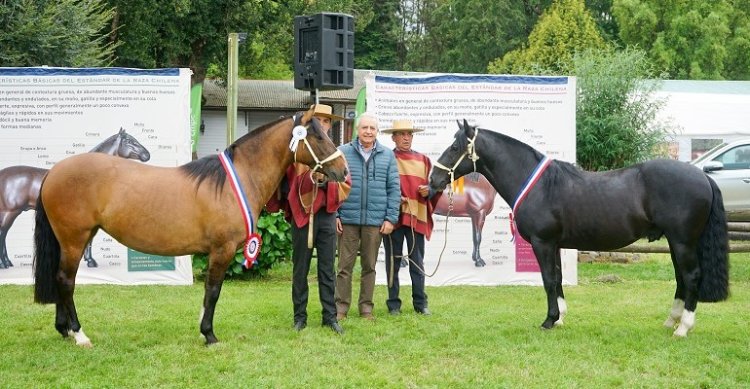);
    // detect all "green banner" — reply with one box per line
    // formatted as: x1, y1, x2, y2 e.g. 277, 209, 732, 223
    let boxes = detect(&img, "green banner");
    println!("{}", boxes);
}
127, 249, 176, 272
190, 83, 203, 154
